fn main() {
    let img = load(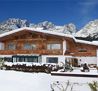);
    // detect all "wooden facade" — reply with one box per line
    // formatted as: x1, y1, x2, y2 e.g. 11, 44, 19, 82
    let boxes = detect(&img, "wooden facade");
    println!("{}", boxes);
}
0, 28, 97, 57
65, 38, 97, 56
0, 30, 63, 55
